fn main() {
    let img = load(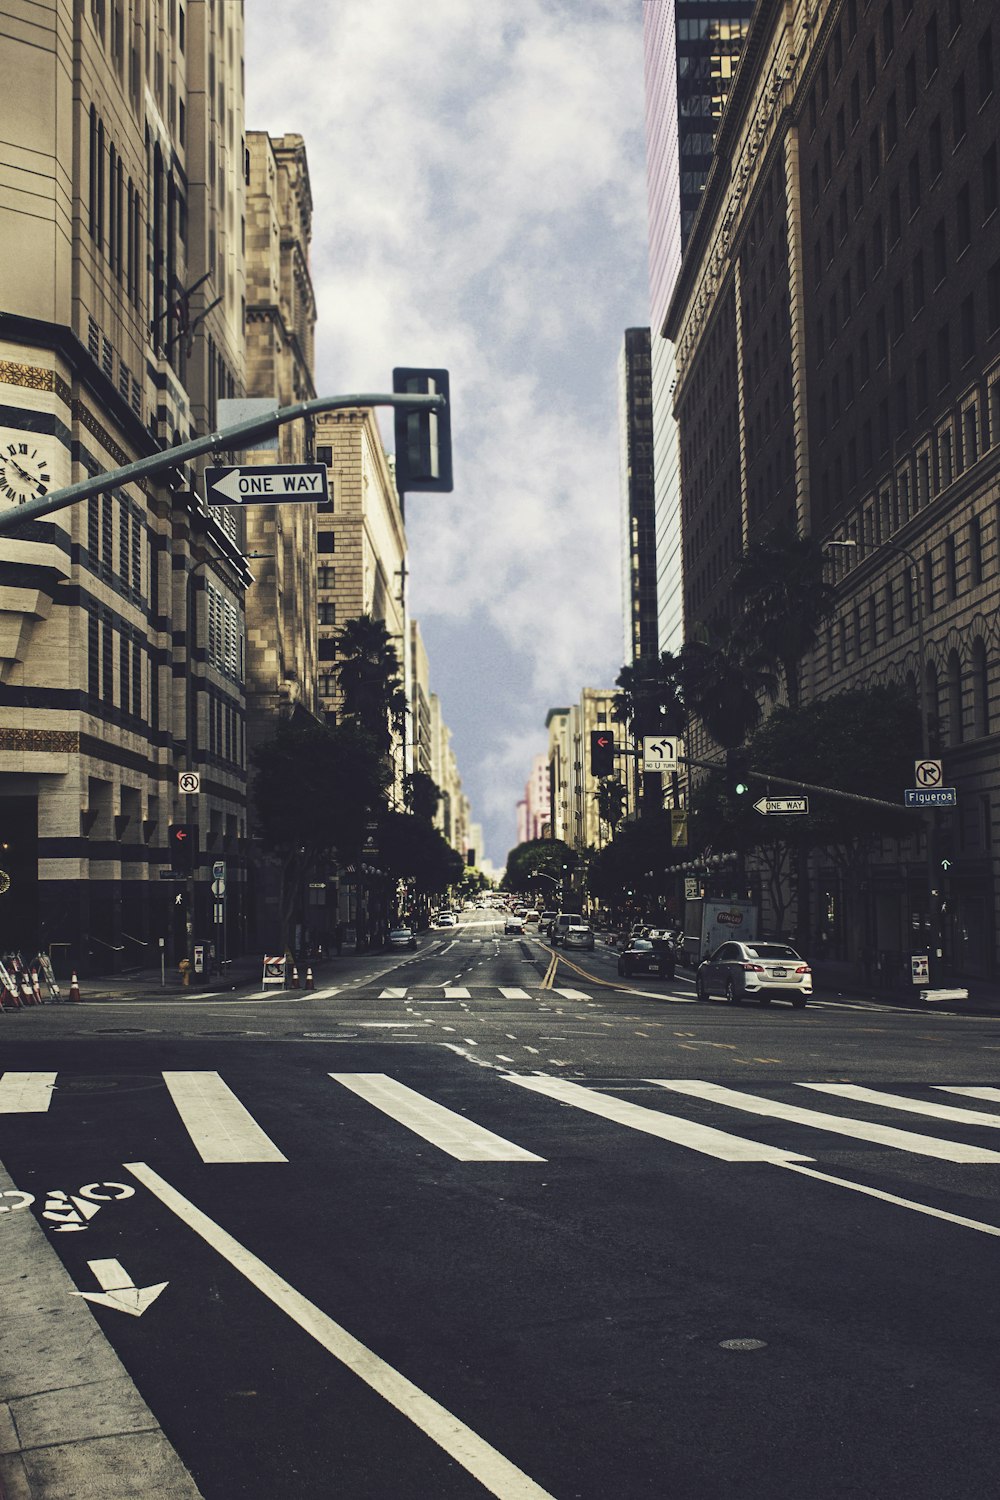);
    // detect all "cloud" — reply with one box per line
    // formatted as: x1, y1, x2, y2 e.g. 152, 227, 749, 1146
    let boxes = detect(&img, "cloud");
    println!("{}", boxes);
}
246, 0, 647, 863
